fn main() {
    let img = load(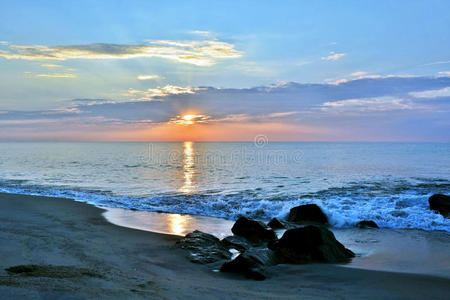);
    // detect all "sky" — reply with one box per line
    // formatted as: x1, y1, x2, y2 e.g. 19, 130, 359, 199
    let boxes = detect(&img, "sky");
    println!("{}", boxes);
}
0, 0, 449, 141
